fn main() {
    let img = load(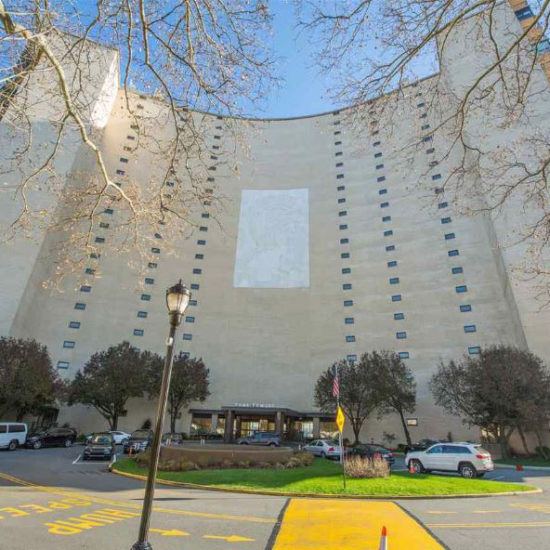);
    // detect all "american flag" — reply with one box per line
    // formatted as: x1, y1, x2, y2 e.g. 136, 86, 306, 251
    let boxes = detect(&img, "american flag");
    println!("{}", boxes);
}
332, 369, 340, 398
